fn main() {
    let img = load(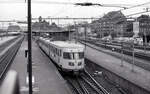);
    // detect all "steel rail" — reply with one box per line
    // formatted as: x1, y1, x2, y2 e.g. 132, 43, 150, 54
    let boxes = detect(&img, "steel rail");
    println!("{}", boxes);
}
76, 77, 90, 94
80, 76, 102, 94
84, 69, 109, 94
66, 77, 84, 94
82, 38, 150, 61
0, 37, 19, 53
79, 39, 150, 71
0, 36, 24, 80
